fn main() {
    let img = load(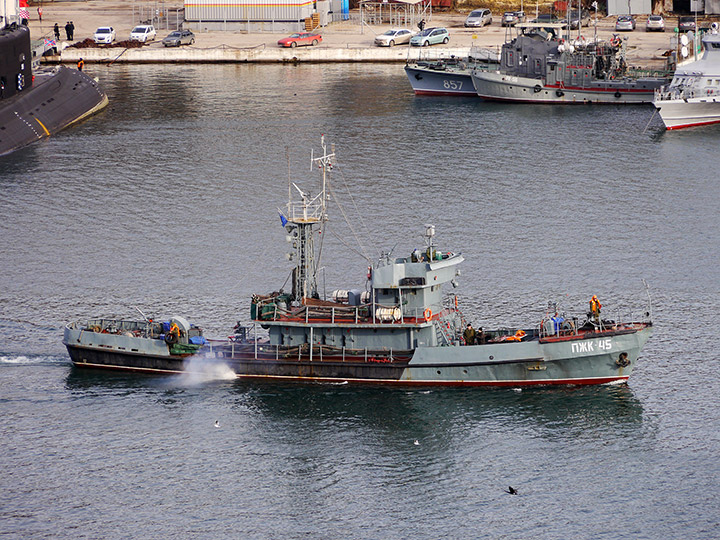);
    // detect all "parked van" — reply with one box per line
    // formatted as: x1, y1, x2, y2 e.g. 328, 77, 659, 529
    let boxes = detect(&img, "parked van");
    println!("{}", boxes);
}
130, 25, 157, 42
464, 9, 492, 28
